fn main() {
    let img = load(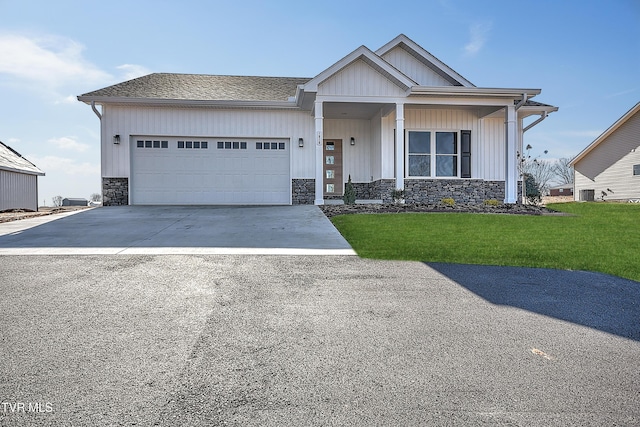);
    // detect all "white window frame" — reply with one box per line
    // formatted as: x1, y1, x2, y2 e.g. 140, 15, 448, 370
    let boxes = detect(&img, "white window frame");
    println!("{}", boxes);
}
406, 129, 460, 178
